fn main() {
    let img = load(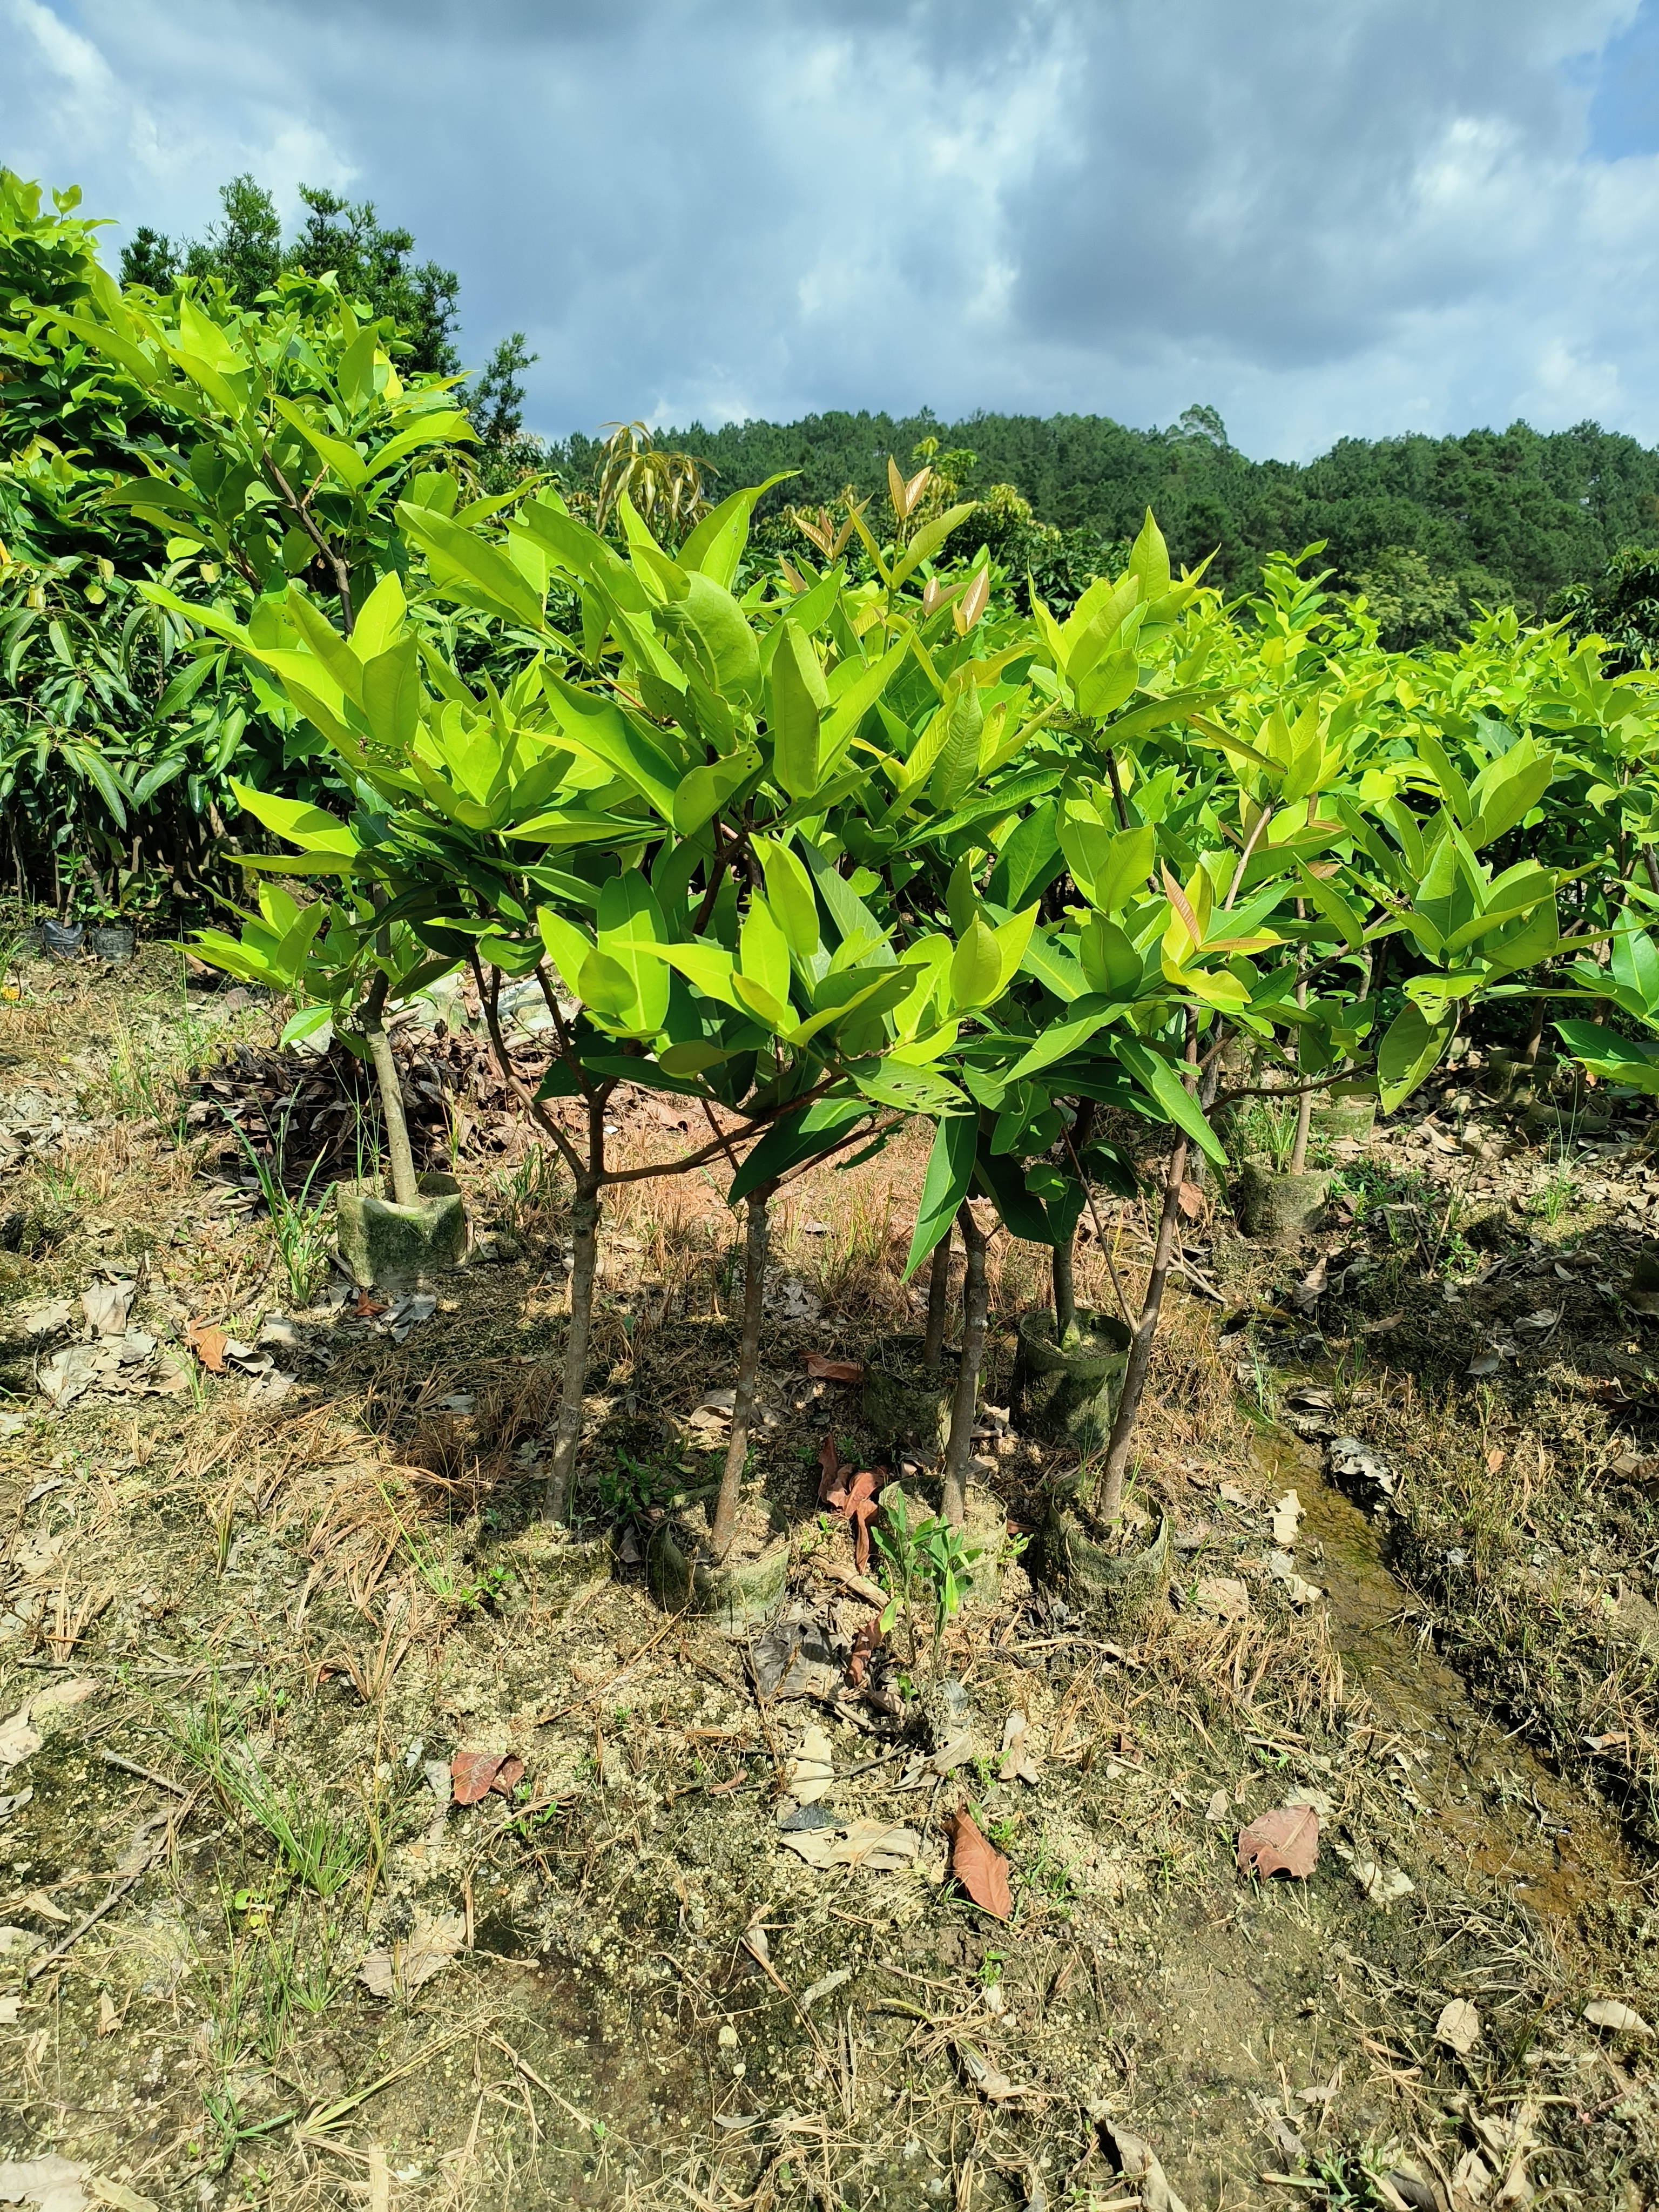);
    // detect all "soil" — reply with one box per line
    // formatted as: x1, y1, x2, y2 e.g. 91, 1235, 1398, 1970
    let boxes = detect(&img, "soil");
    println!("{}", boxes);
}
1, 961, 1658, 2210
